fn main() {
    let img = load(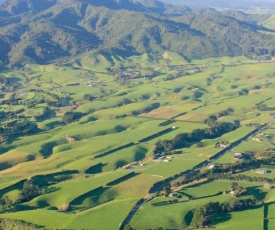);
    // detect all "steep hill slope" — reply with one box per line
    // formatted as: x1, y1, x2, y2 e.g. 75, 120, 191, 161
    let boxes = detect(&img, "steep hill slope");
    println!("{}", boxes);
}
263, 14, 275, 29
0, 0, 274, 67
